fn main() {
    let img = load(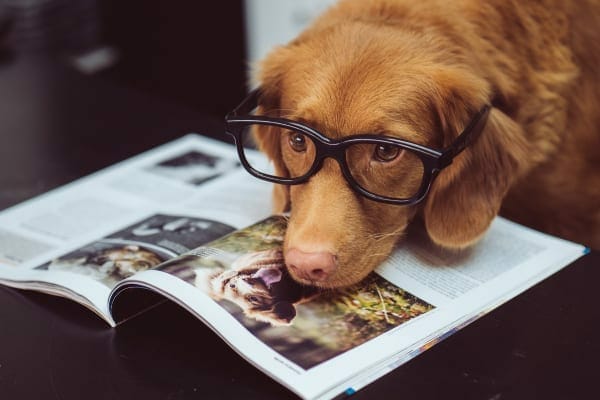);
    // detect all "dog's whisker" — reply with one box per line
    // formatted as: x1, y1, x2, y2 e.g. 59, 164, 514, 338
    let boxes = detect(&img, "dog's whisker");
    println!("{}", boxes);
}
362, 252, 391, 261
368, 229, 406, 242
